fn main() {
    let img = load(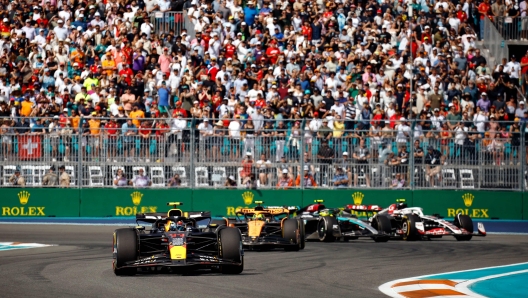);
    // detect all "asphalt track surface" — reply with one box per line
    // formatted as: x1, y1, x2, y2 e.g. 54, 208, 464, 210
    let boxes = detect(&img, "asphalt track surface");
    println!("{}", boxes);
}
0, 225, 527, 298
